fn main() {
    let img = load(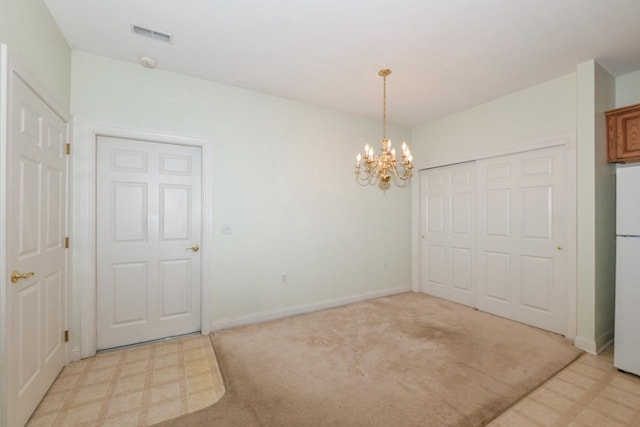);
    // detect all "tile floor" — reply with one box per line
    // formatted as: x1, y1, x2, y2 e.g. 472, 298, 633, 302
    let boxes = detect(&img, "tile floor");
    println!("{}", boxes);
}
491, 347, 640, 426
26, 335, 225, 427
27, 336, 640, 427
